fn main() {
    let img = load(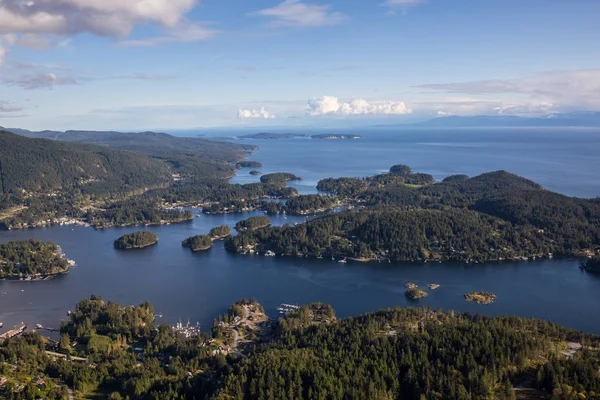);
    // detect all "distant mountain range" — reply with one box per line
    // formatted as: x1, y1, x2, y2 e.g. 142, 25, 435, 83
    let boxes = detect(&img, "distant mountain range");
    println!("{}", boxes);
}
379, 111, 600, 128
